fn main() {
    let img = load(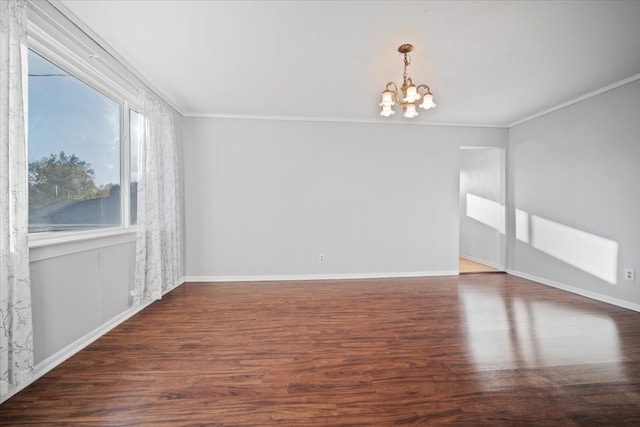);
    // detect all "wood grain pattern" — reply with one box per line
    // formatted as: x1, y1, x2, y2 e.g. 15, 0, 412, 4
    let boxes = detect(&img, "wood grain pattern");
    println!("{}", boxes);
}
2, 274, 640, 425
